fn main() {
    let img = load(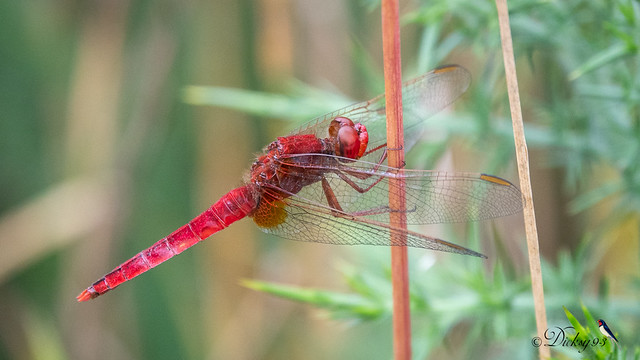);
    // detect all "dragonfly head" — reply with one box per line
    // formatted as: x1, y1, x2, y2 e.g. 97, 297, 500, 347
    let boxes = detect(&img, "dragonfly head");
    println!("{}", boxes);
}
328, 117, 368, 159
